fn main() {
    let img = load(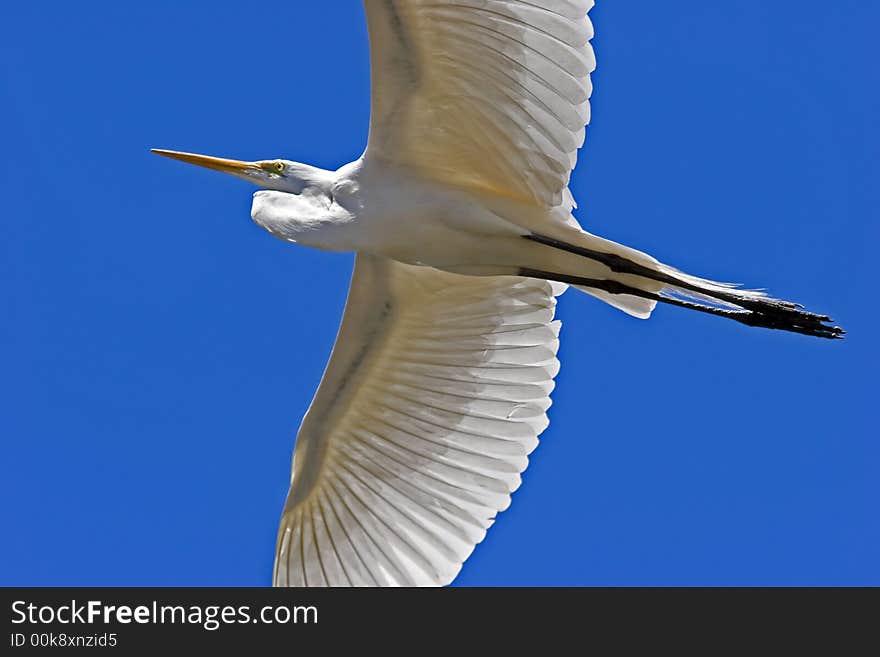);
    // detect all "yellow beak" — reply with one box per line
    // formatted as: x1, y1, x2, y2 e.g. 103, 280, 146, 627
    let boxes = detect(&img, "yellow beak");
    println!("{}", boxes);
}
151, 148, 260, 174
